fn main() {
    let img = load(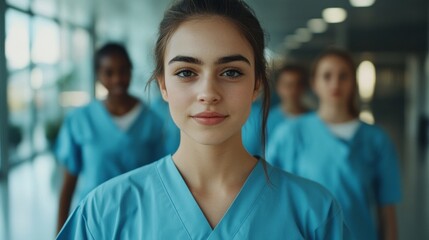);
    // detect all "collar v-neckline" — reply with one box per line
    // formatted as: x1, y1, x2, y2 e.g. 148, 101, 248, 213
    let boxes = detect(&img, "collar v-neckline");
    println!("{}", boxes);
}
156, 155, 268, 240
95, 100, 143, 136
313, 113, 363, 146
